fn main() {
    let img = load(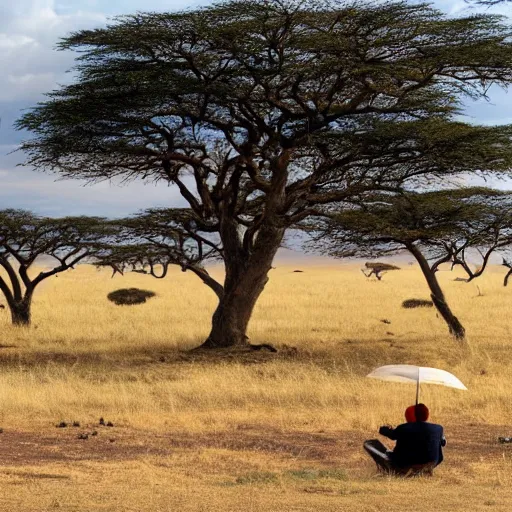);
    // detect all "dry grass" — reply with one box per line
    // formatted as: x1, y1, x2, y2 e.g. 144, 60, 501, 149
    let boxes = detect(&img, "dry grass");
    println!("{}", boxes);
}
0, 261, 511, 510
